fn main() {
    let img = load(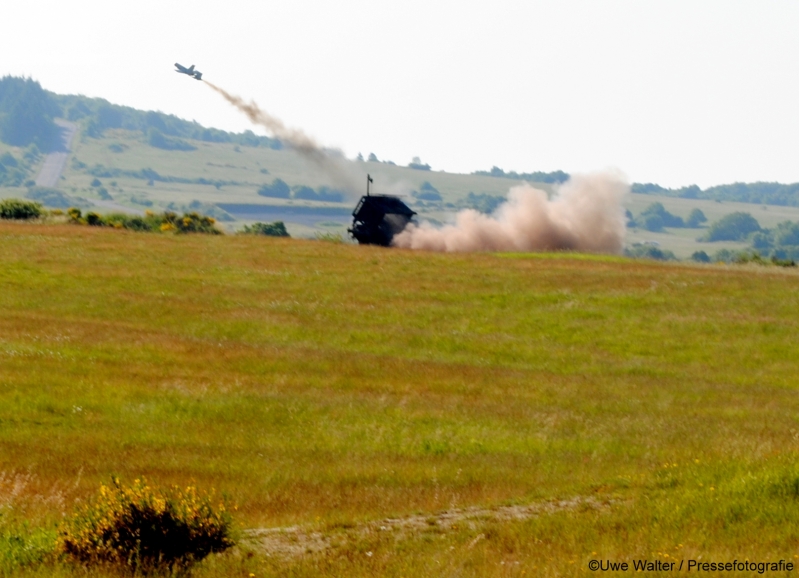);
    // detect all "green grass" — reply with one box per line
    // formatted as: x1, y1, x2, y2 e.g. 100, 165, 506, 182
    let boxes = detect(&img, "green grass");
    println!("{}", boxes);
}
2, 211, 799, 575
